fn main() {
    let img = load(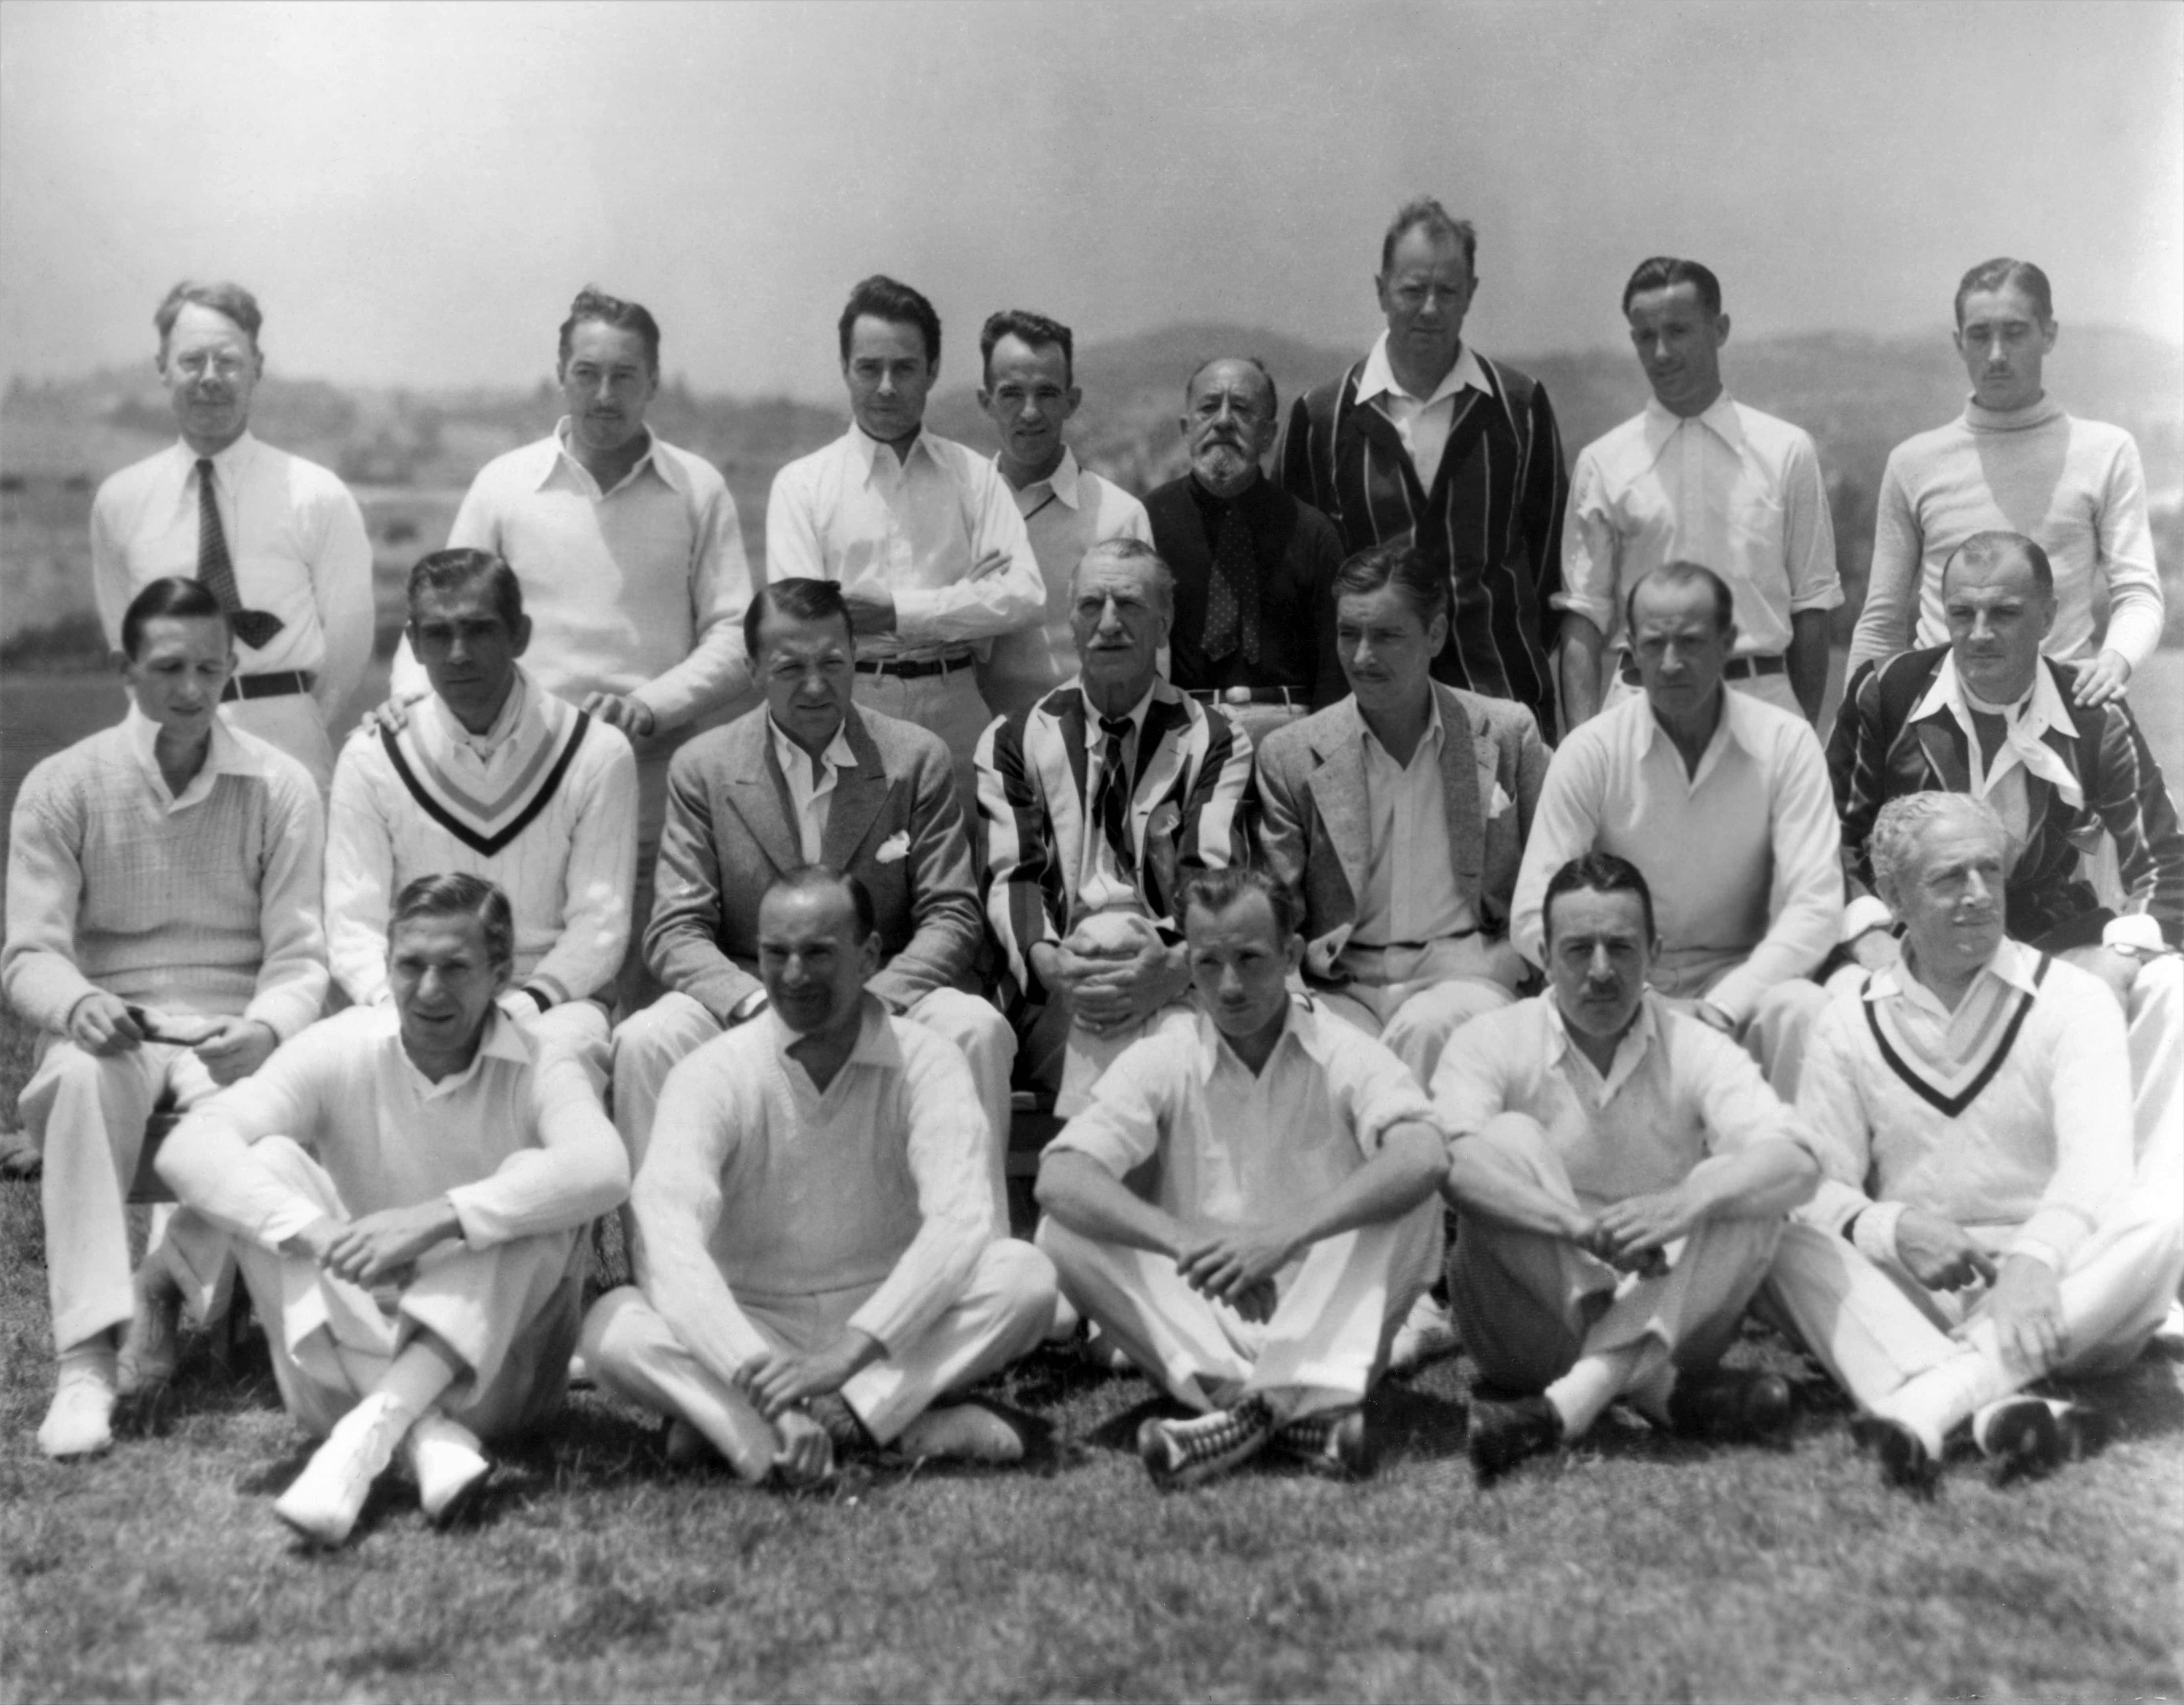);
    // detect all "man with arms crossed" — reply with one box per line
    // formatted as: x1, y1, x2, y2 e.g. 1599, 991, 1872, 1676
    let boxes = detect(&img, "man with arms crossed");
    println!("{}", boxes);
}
1035, 867, 1448, 1487
92, 281, 374, 790
389, 287, 755, 1001
1435, 853, 1820, 1479
329, 549, 636, 1085
1281, 198, 1572, 737
1513, 561, 1842, 1077
1766, 794, 2182, 1489
6, 578, 325, 1459
978, 538, 1254, 1109
975, 308, 1153, 720
157, 874, 628, 1544
1142, 357, 1346, 745
1560, 258, 1841, 728
612, 579, 1014, 1222
767, 275, 1041, 806
584, 868, 1058, 1485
